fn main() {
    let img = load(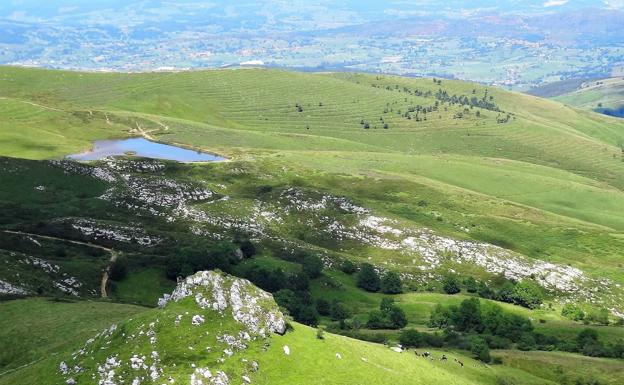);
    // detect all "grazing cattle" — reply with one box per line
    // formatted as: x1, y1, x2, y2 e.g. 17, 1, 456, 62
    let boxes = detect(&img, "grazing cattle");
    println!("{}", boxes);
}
457, 360, 464, 368
440, 355, 447, 361
423, 351, 431, 358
